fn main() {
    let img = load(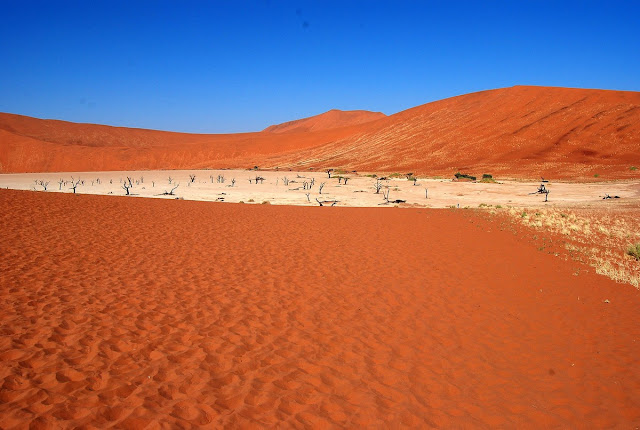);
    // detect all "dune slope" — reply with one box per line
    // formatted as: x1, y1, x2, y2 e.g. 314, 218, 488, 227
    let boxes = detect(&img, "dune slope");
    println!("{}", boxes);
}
263, 109, 386, 133
1, 189, 639, 427
1, 86, 638, 178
